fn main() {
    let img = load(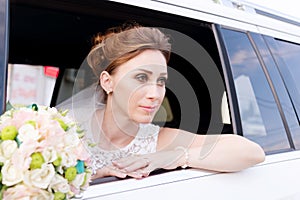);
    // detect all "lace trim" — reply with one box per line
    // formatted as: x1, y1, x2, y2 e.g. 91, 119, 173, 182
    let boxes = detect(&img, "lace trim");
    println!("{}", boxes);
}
88, 123, 159, 170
